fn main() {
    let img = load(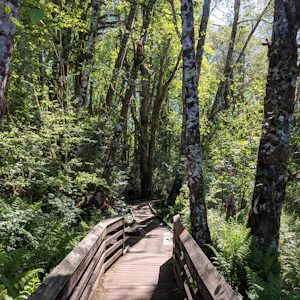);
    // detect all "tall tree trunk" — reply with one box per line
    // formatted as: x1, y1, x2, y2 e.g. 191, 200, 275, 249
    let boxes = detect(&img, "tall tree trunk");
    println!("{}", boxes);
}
208, 0, 240, 119
146, 49, 181, 195
89, 0, 156, 208
58, 28, 72, 111
168, 0, 210, 204
0, 0, 21, 125
234, 0, 272, 67
139, 42, 181, 199
105, 2, 137, 108
196, 0, 211, 79
167, 90, 187, 205
139, 60, 152, 199
181, 0, 211, 253
202, 0, 271, 150
79, 0, 100, 107
248, 0, 300, 254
